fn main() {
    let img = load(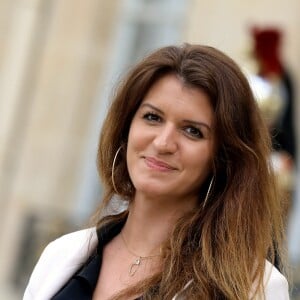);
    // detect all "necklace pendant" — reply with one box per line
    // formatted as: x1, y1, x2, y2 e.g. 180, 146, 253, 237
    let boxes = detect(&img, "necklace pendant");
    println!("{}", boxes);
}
129, 257, 141, 276
135, 258, 141, 265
